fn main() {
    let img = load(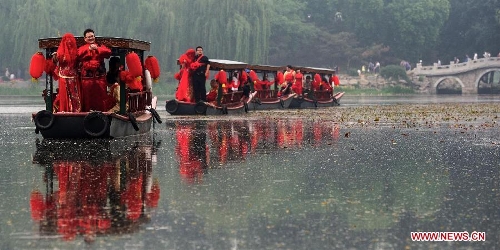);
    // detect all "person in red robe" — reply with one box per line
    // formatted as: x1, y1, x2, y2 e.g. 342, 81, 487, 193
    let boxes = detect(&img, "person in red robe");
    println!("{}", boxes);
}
52, 33, 81, 112
311, 73, 322, 91
292, 68, 303, 96
330, 72, 340, 92
175, 49, 196, 102
205, 79, 218, 103
280, 65, 295, 96
77, 28, 111, 112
